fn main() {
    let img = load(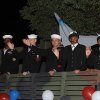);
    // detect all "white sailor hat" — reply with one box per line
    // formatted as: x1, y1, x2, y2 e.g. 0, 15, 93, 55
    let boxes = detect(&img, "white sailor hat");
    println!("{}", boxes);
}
69, 31, 79, 39
2, 35, 13, 39
51, 34, 61, 40
97, 33, 100, 41
27, 34, 37, 39
97, 33, 100, 37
